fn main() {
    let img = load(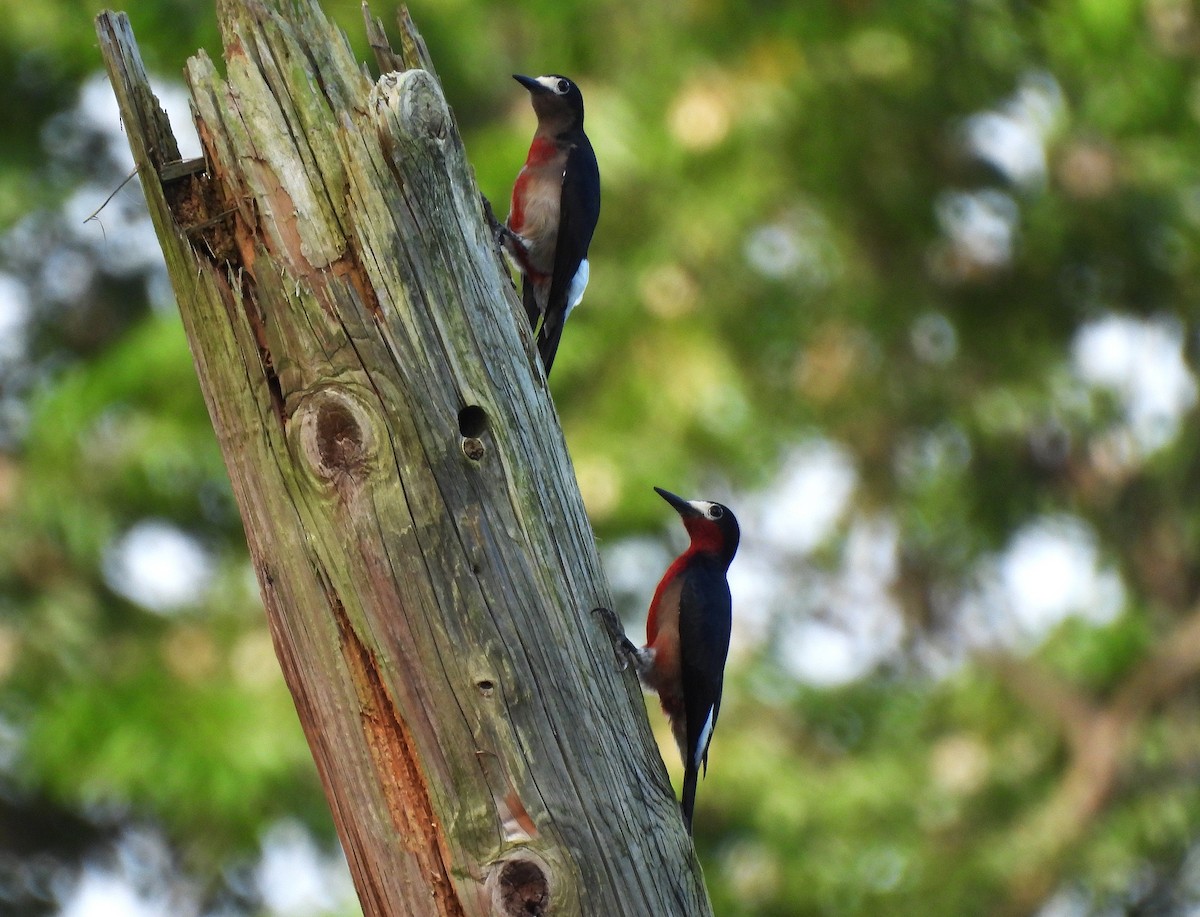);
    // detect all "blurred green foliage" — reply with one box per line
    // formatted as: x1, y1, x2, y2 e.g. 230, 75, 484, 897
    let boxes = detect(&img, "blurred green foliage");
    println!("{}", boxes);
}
3, 0, 1200, 914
